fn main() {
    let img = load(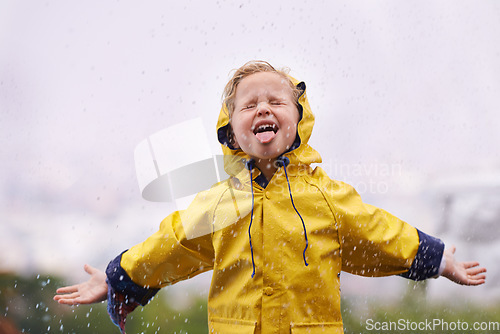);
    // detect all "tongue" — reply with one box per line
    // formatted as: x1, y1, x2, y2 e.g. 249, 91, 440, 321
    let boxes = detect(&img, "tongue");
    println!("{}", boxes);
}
255, 131, 276, 143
